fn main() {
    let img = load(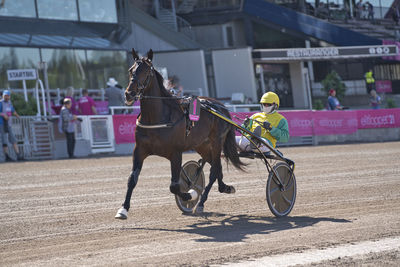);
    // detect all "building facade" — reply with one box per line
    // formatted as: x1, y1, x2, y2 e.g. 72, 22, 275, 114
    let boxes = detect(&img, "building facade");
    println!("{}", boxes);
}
0, 0, 200, 92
